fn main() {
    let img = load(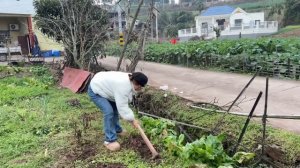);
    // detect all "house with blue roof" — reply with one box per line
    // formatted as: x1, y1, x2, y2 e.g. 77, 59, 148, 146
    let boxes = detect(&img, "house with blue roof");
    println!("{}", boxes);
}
178, 5, 278, 41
